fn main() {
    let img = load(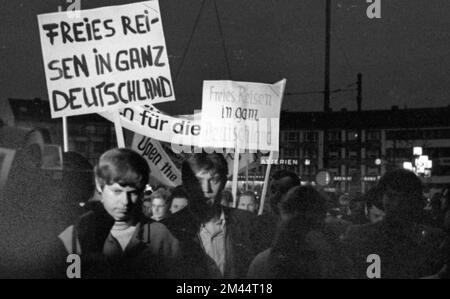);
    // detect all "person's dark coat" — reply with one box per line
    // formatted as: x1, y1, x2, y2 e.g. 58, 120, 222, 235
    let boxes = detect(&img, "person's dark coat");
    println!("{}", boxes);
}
57, 208, 180, 279
342, 221, 448, 278
248, 219, 352, 279
250, 213, 279, 254
162, 205, 256, 279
